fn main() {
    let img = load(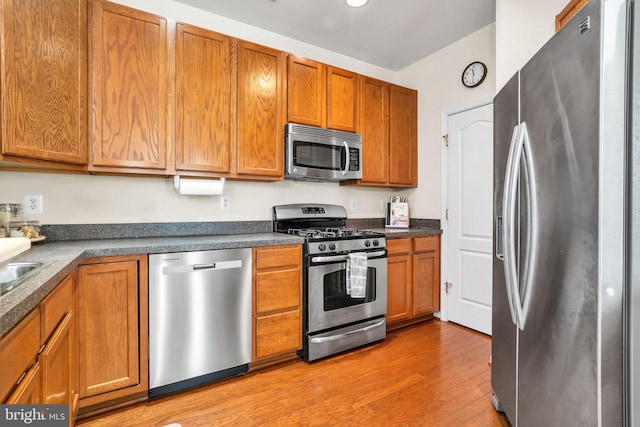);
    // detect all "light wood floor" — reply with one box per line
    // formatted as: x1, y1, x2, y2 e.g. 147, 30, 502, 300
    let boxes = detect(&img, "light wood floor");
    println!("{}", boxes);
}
78, 320, 510, 426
